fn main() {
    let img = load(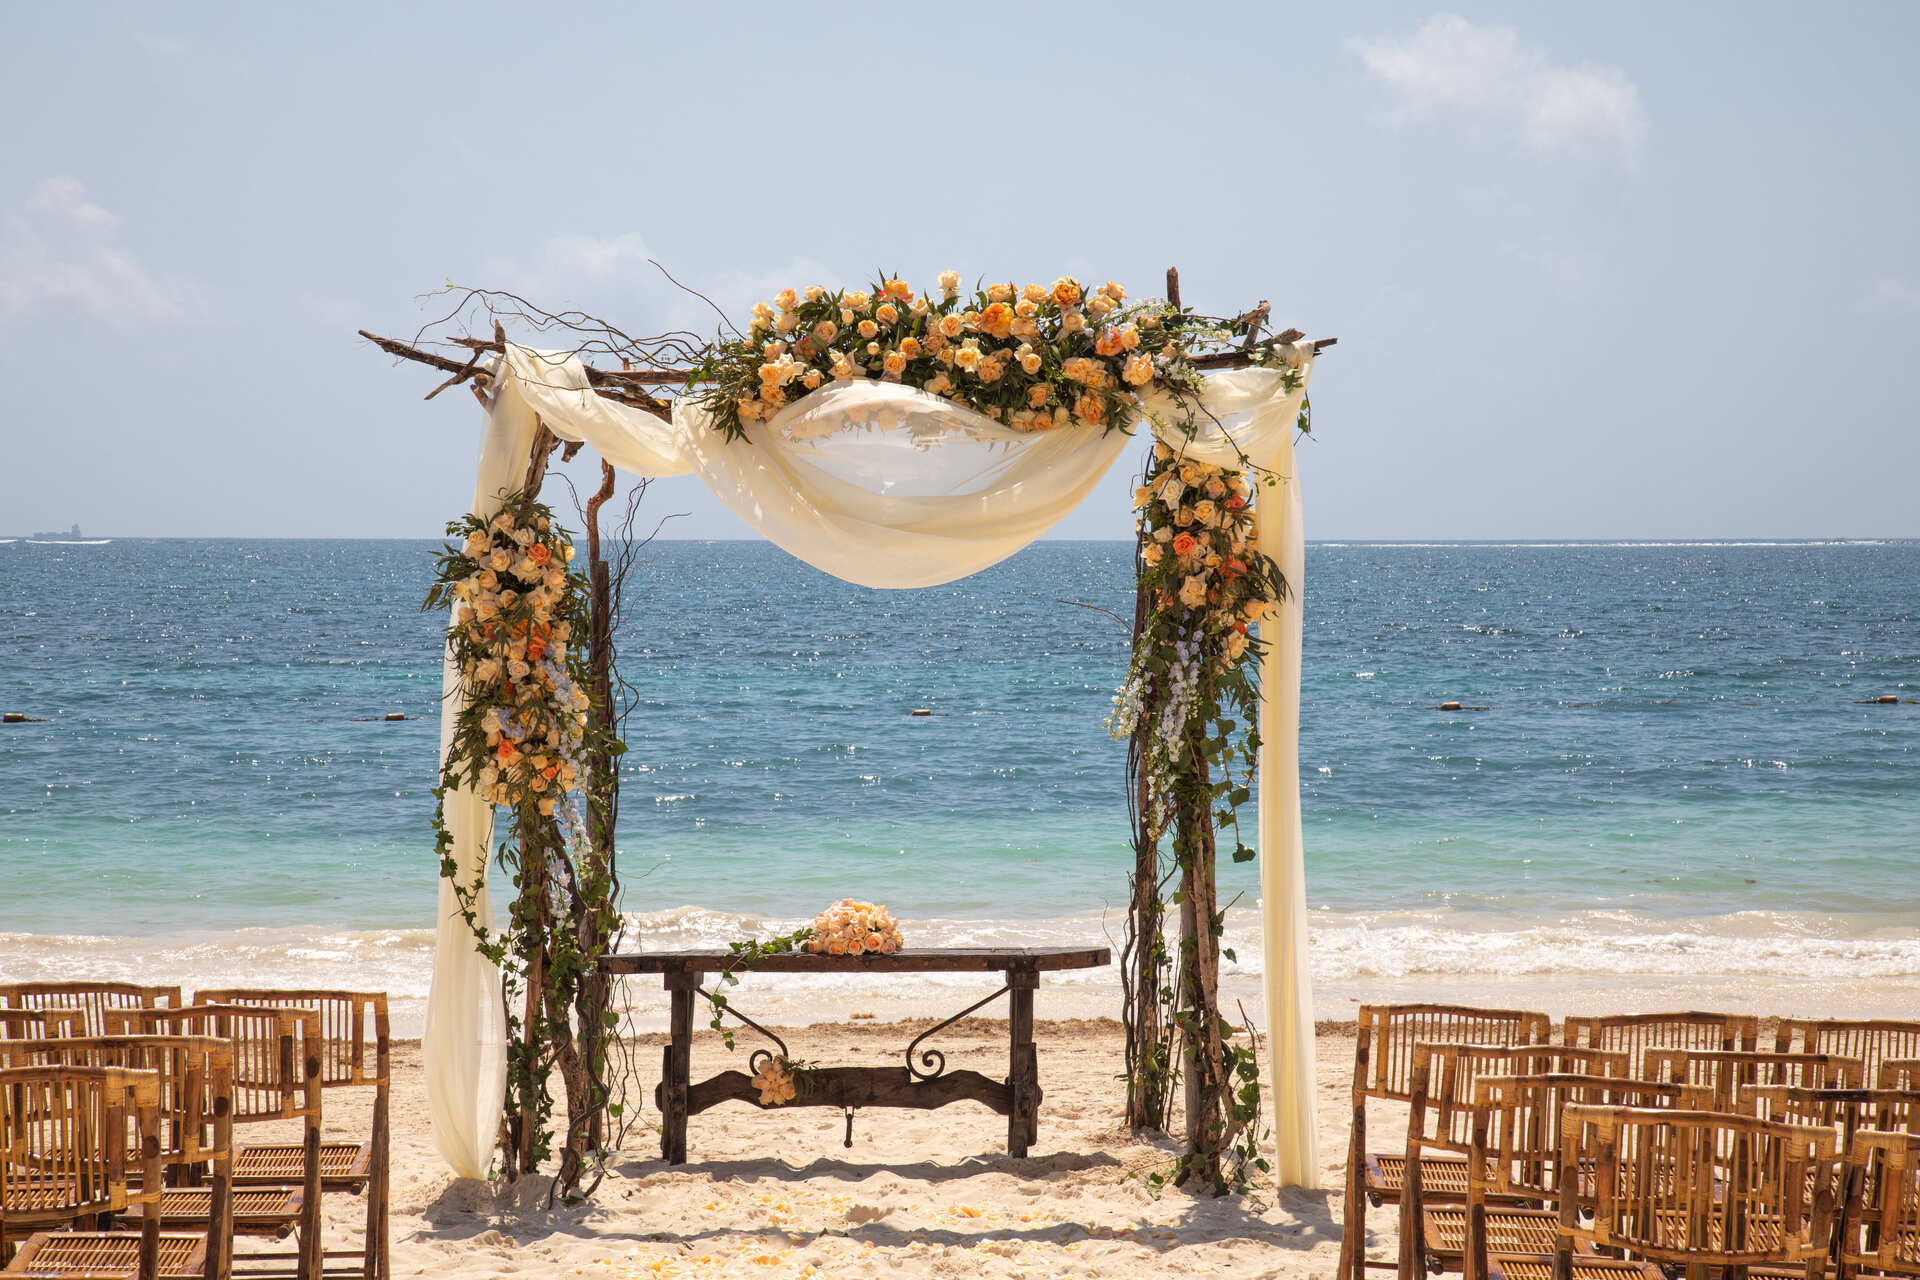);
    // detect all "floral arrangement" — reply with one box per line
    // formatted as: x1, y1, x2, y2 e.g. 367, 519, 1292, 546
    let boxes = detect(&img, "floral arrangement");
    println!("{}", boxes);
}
804, 899, 904, 957
427, 495, 592, 813
692, 272, 1295, 442
1109, 442, 1282, 844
